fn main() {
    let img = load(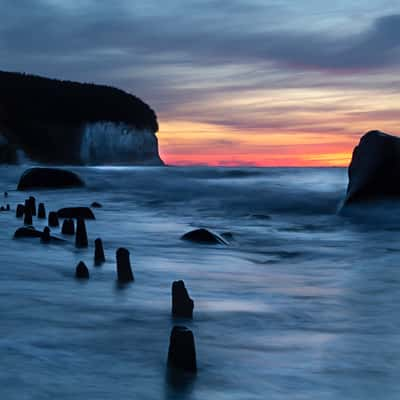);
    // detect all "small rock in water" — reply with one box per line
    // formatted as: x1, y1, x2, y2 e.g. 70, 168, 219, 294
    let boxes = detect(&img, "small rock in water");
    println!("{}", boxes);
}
116, 247, 134, 282
172, 280, 194, 319
0, 206, 4, 211
6, 204, 10, 211
75, 217, 88, 248
4, 191, 8, 198
181, 228, 227, 245
91, 202, 102, 208
41, 227, 51, 243
48, 211, 59, 227
61, 219, 75, 235
57, 207, 95, 220
75, 261, 89, 279
24, 209, 33, 226
94, 238, 105, 265
167, 326, 197, 372
14, 226, 42, 238
16, 204, 24, 218
38, 203, 46, 219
